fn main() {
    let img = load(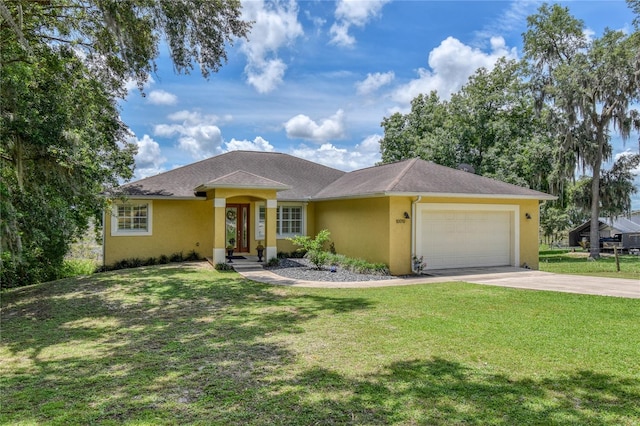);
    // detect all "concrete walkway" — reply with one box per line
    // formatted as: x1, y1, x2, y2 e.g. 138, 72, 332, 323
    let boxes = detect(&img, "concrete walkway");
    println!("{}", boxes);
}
236, 266, 640, 299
